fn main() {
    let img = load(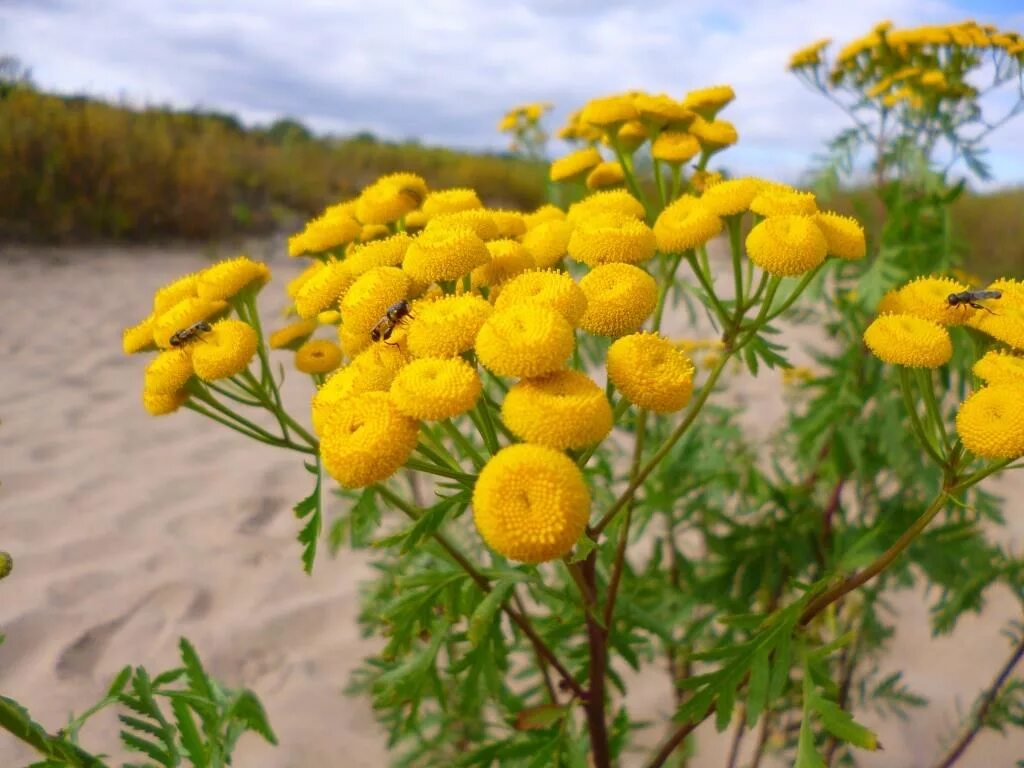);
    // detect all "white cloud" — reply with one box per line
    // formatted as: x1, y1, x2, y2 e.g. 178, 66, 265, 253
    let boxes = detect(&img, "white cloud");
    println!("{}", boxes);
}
1, 0, 1021, 184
